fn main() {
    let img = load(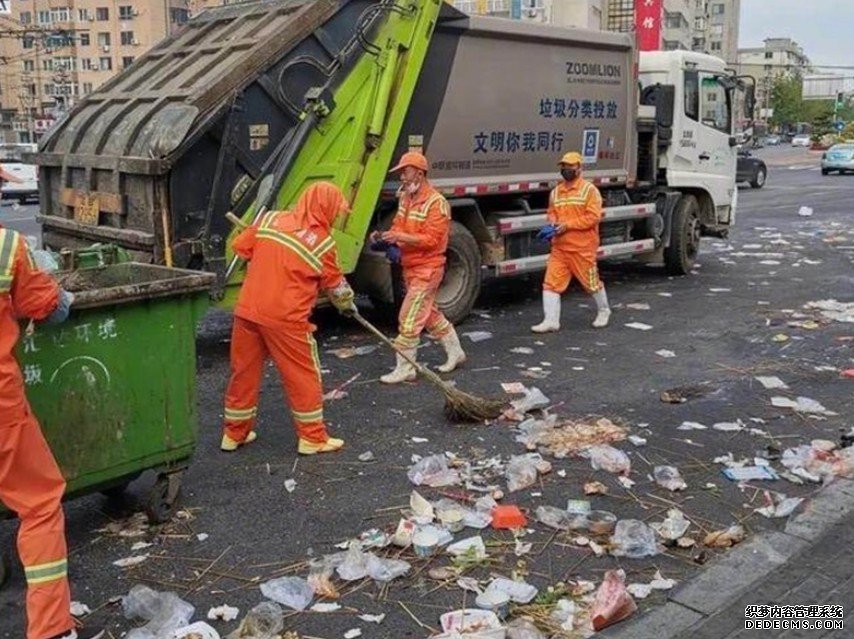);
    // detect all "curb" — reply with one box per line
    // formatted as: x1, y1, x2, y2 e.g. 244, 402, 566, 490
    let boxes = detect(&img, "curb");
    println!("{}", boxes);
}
600, 478, 854, 639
